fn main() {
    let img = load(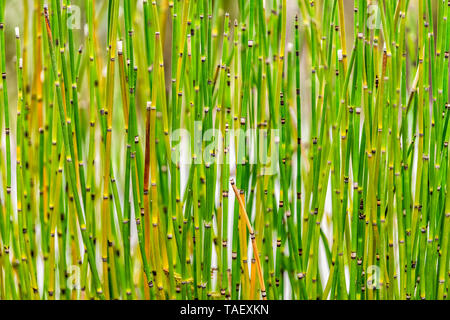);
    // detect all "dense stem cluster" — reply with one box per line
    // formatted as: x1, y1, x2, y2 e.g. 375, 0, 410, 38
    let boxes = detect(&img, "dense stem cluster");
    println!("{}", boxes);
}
0, 0, 448, 300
